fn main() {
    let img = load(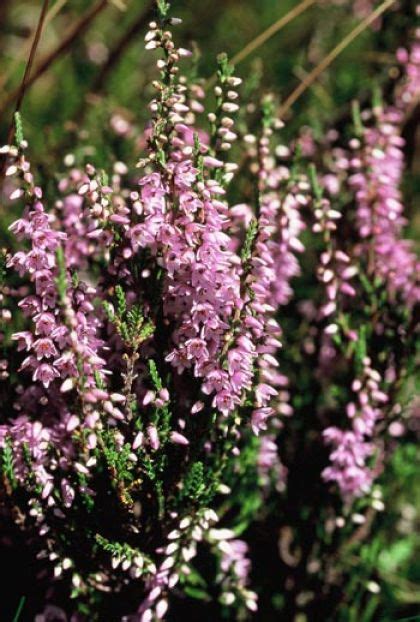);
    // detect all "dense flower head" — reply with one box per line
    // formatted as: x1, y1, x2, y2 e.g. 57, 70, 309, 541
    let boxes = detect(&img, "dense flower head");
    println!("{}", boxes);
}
349, 108, 419, 306
319, 39, 419, 502
6, 150, 108, 396
323, 357, 388, 500
0, 10, 287, 618
128, 160, 253, 418
396, 27, 420, 110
